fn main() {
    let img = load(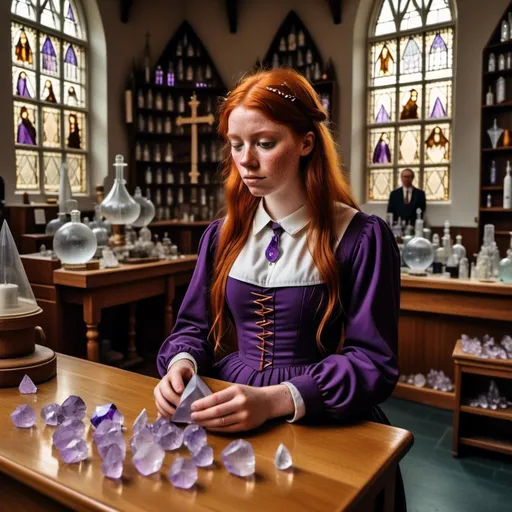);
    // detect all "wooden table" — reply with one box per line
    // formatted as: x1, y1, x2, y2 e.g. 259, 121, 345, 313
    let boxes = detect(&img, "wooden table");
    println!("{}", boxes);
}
0, 355, 413, 512
395, 274, 512, 410
53, 257, 197, 363
452, 340, 512, 457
